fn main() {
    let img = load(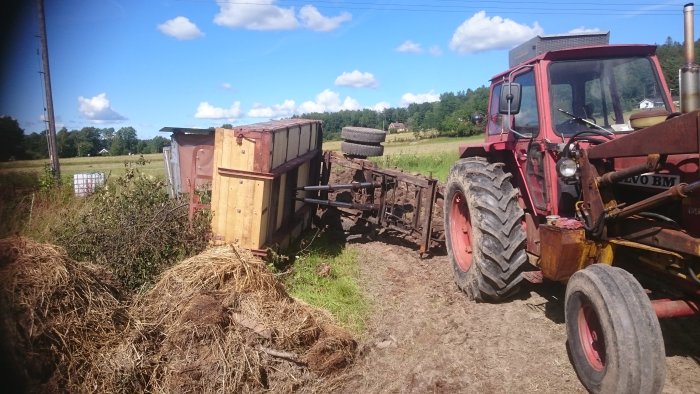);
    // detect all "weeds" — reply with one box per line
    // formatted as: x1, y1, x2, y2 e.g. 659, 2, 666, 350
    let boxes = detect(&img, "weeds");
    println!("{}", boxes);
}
51, 156, 210, 290
278, 224, 368, 334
